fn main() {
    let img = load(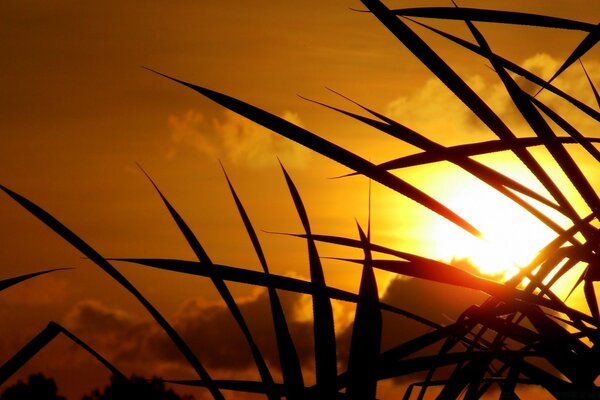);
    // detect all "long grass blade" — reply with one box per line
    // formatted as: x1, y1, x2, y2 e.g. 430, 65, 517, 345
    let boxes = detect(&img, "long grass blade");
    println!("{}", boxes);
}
0, 322, 127, 385
346, 224, 381, 400
221, 164, 304, 397
279, 162, 337, 400
580, 59, 600, 108
0, 185, 224, 400
145, 68, 481, 238
360, 0, 582, 224
110, 257, 440, 328
0, 268, 71, 292
304, 93, 561, 213
390, 7, 597, 32
463, 17, 600, 219
542, 26, 600, 90
406, 18, 600, 121
137, 167, 277, 400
